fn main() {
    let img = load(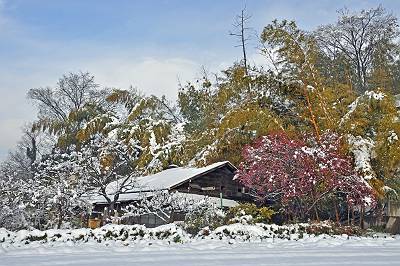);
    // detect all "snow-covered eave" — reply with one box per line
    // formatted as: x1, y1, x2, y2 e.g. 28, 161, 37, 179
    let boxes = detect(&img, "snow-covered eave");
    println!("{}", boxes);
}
89, 190, 238, 208
87, 191, 164, 205
168, 161, 237, 191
